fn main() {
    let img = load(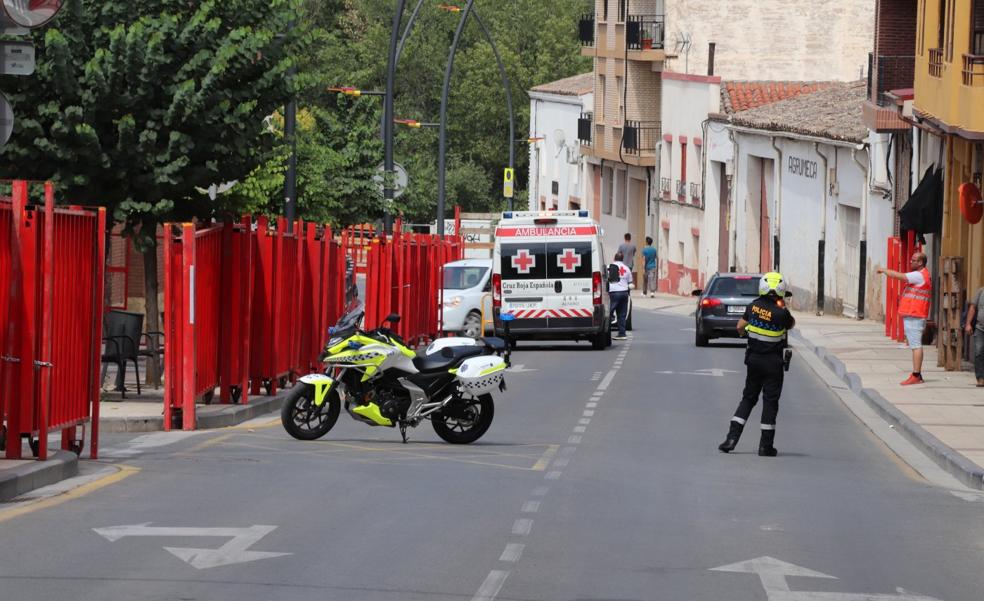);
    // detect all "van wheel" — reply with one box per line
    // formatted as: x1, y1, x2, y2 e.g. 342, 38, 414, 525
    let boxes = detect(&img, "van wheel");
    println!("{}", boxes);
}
462, 311, 482, 339
592, 331, 607, 350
